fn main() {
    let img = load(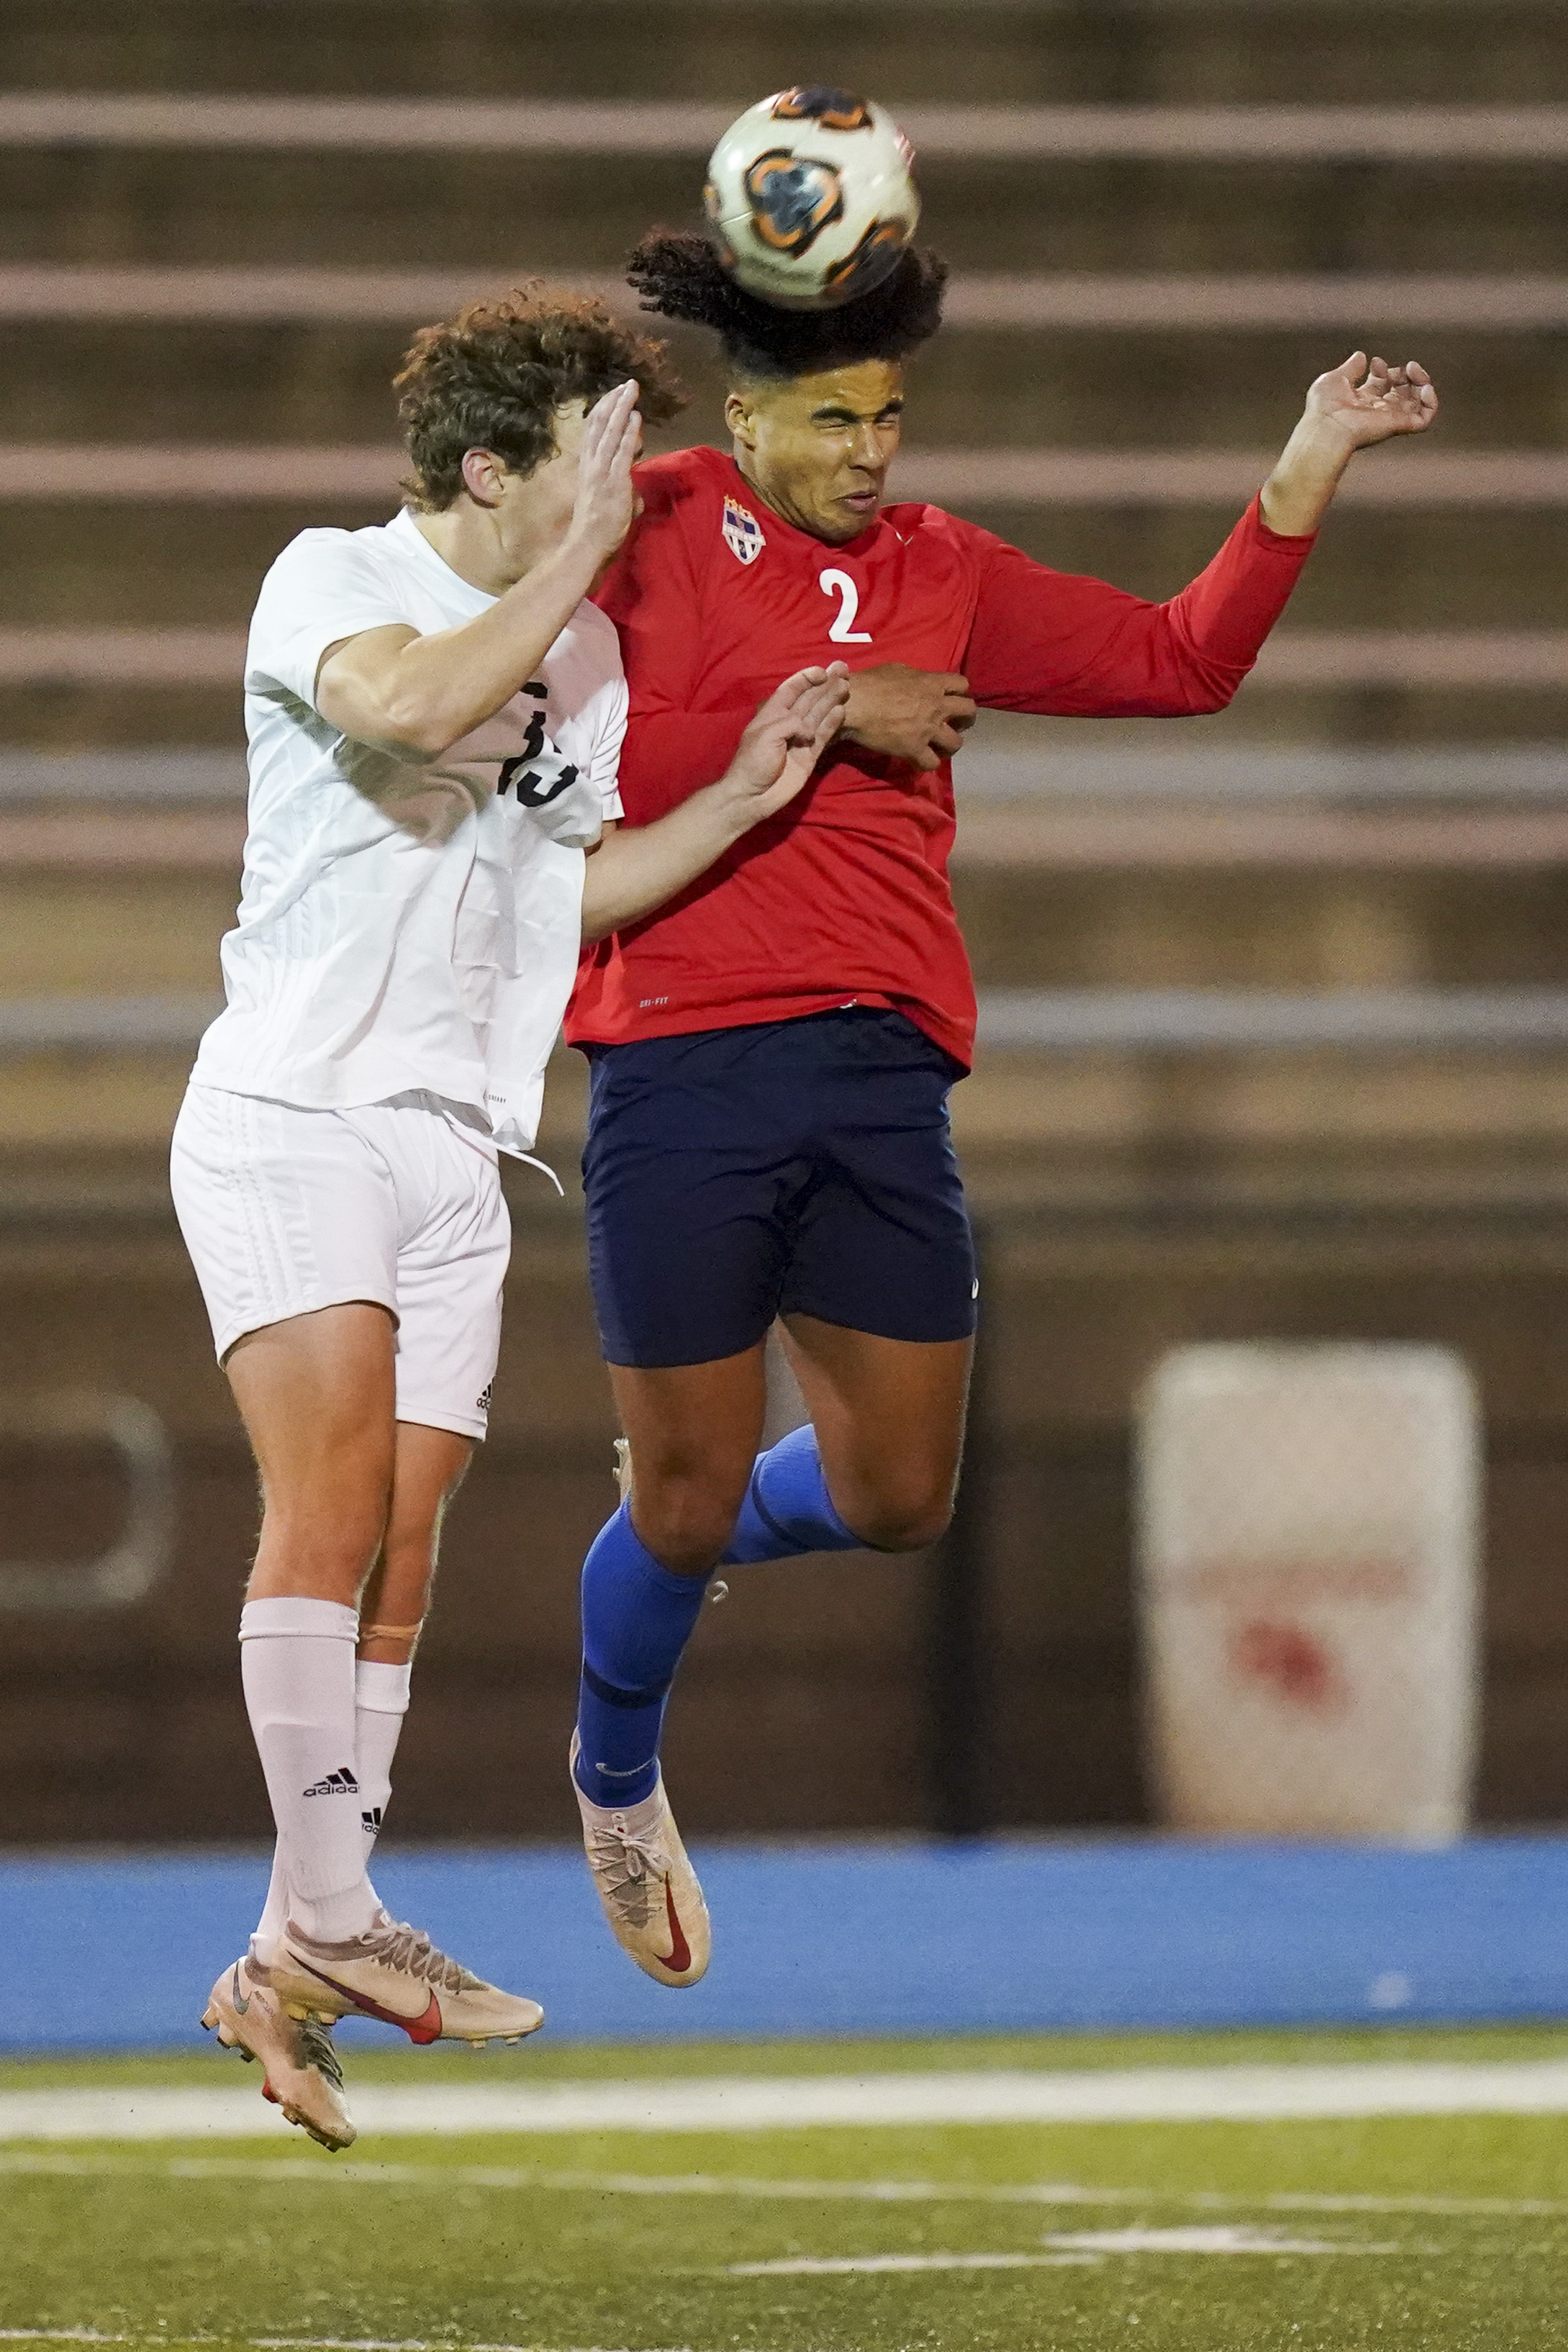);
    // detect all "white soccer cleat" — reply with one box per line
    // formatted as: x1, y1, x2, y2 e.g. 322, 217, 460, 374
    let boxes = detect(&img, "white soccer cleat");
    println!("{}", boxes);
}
201, 1951, 355, 2151
268, 1910, 544, 2047
571, 1732, 711, 1986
